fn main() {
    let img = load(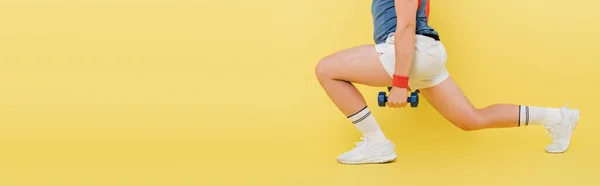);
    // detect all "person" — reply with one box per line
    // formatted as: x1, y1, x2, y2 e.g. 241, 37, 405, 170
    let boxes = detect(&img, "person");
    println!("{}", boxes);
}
314, 0, 581, 165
